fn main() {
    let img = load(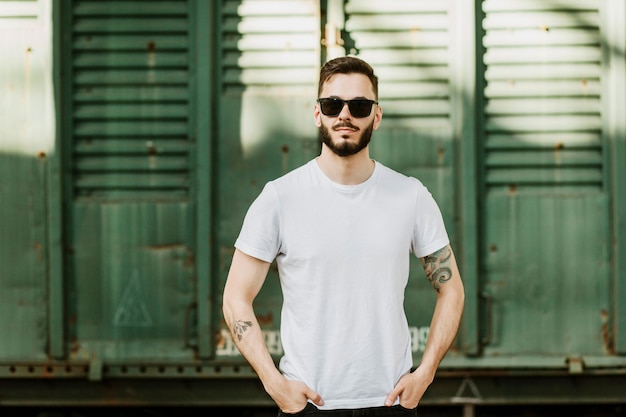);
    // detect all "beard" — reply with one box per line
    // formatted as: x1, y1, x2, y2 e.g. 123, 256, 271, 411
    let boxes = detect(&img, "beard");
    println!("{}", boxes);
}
320, 120, 374, 157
